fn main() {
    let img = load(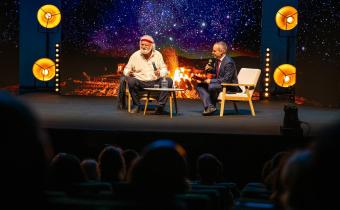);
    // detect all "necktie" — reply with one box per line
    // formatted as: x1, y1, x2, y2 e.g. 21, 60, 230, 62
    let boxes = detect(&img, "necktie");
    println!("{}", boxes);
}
216, 60, 221, 77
